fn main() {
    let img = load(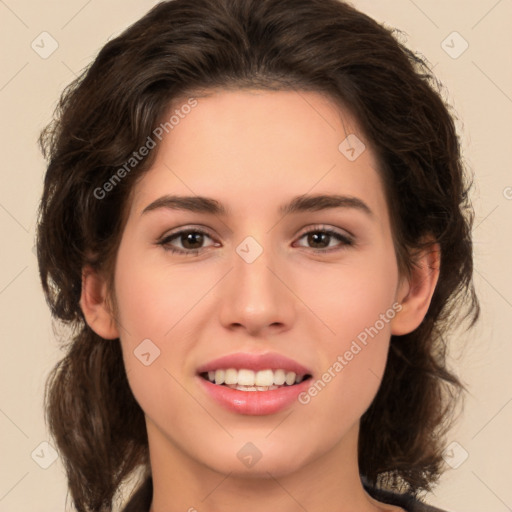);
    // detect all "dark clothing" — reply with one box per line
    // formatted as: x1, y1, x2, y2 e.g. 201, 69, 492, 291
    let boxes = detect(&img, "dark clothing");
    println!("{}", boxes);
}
363, 482, 448, 511
121, 475, 449, 512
